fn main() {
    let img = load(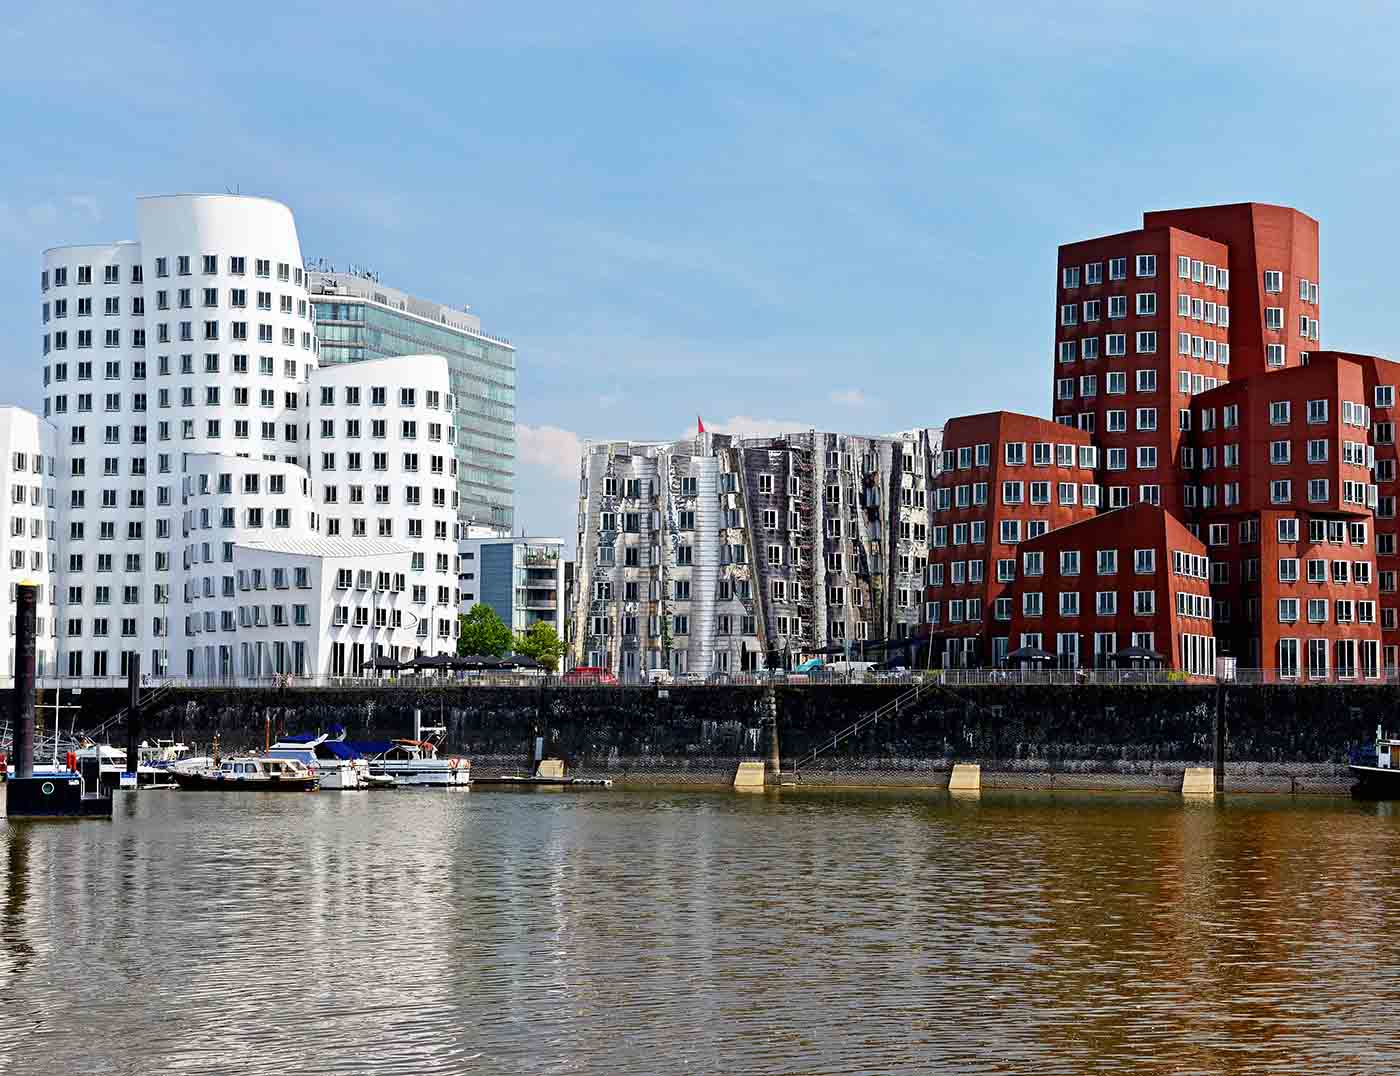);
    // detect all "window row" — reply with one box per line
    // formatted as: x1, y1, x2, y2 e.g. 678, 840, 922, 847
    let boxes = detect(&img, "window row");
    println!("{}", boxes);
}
1061, 255, 1160, 289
